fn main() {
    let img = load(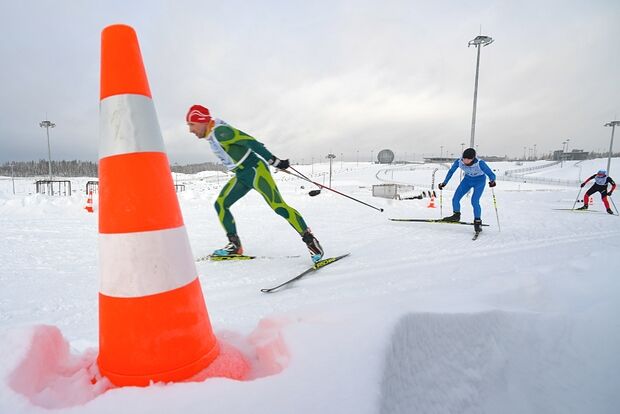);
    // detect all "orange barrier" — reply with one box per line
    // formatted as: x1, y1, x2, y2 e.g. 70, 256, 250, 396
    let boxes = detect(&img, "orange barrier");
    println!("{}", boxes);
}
97, 24, 219, 387
84, 190, 94, 213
